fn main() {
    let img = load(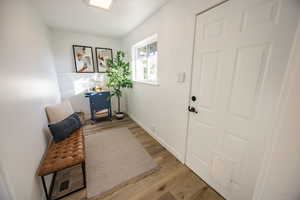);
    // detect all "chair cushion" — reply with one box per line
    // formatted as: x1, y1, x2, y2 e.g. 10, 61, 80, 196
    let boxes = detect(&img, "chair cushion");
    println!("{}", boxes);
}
48, 113, 82, 143
46, 100, 74, 124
